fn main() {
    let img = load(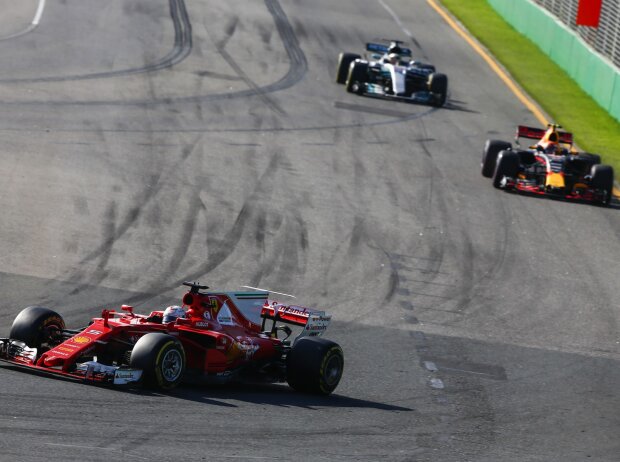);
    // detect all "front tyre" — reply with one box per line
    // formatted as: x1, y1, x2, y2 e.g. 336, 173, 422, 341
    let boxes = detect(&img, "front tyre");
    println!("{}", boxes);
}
287, 337, 344, 395
428, 73, 448, 107
493, 151, 520, 189
482, 140, 512, 178
130, 333, 185, 390
590, 164, 614, 205
346, 61, 368, 94
336, 52, 361, 84
9, 306, 65, 349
